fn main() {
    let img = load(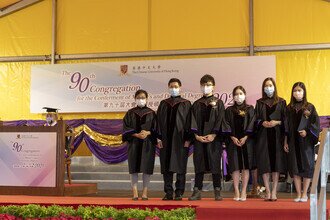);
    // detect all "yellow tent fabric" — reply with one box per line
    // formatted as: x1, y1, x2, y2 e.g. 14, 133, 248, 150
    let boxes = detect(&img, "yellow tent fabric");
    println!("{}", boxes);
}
258, 50, 330, 116
0, 0, 52, 56
0, 0, 329, 120
254, 0, 330, 45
